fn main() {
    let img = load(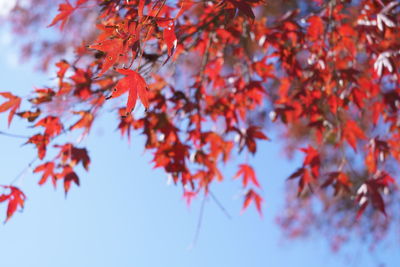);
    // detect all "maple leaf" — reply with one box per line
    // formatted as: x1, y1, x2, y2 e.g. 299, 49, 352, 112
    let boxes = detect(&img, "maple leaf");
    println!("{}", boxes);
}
55, 143, 73, 163
288, 167, 313, 195
242, 189, 263, 215
235, 164, 260, 188
356, 172, 395, 219
343, 120, 366, 151
117, 108, 135, 139
0, 92, 21, 126
163, 22, 177, 58
300, 145, 320, 178
56, 60, 70, 83
203, 132, 234, 163
26, 134, 50, 160
252, 60, 275, 79
245, 126, 269, 154
33, 162, 57, 187
155, 18, 178, 62
89, 39, 125, 77
322, 172, 352, 196
28, 88, 55, 104
288, 146, 321, 194
34, 116, 63, 138
16, 109, 41, 122
107, 69, 150, 115
69, 111, 94, 133
48, 1, 76, 30
183, 190, 197, 207
54, 143, 90, 170
0, 186, 26, 222
58, 166, 80, 195
71, 147, 90, 170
